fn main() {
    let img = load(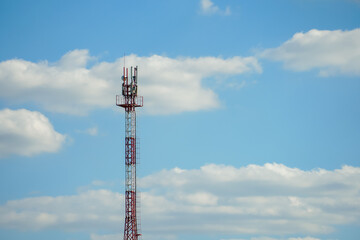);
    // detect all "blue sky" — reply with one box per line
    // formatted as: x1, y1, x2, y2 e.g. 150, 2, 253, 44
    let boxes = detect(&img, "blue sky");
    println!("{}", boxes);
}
0, 0, 360, 240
